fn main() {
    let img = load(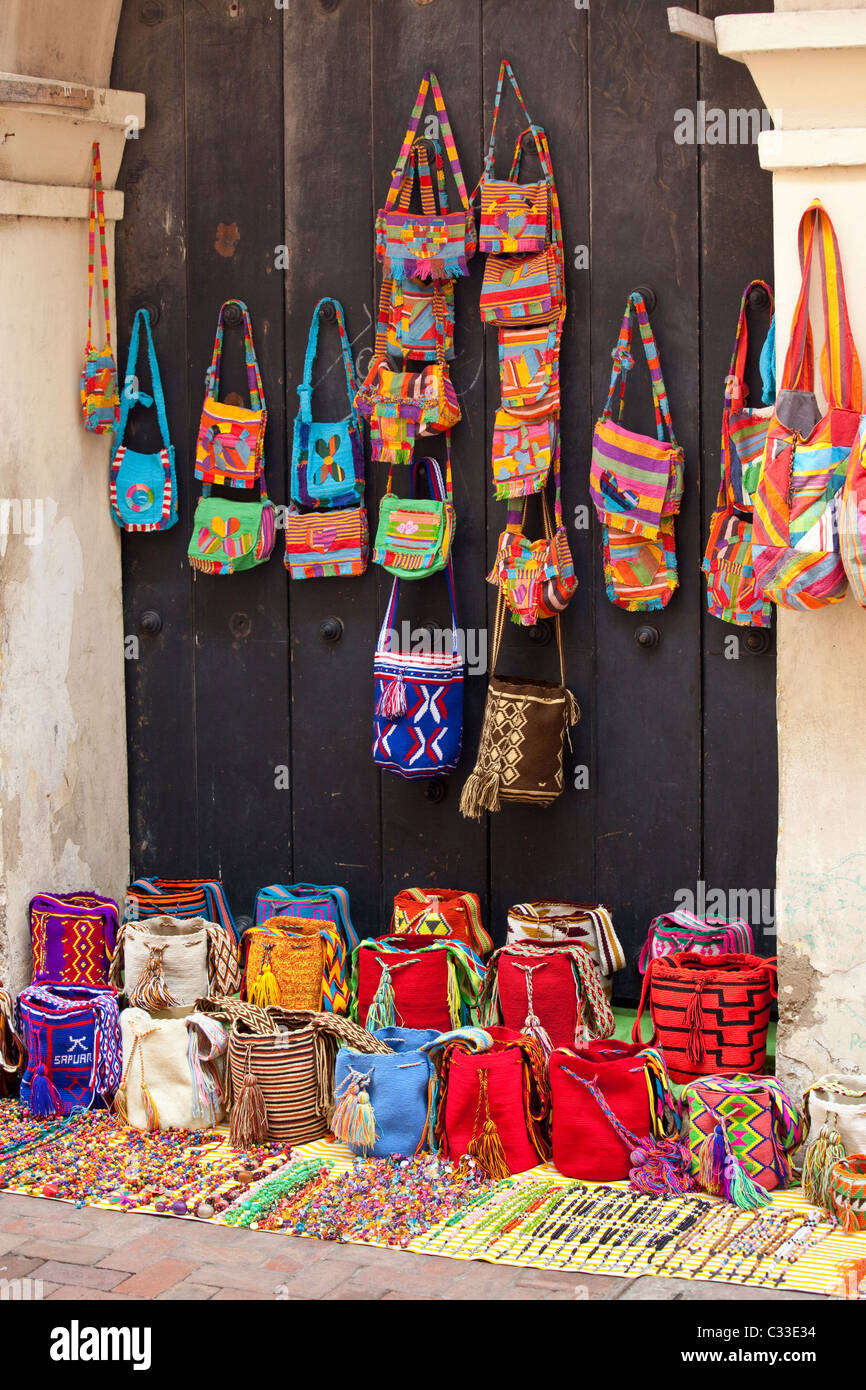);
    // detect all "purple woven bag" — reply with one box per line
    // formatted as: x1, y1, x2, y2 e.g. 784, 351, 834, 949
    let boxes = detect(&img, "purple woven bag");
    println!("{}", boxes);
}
28, 892, 119, 988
